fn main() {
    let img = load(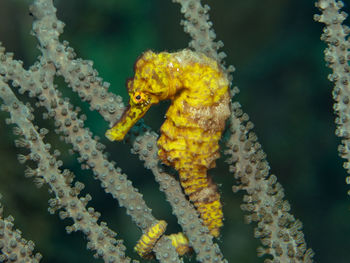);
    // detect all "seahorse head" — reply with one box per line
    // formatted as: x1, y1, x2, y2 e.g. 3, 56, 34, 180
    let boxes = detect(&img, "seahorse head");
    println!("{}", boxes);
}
106, 50, 179, 141
130, 50, 180, 100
